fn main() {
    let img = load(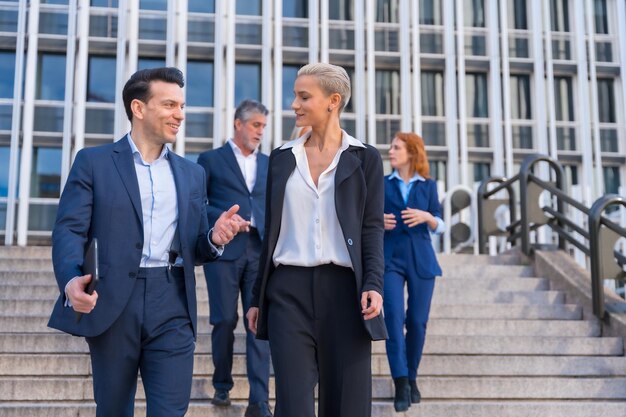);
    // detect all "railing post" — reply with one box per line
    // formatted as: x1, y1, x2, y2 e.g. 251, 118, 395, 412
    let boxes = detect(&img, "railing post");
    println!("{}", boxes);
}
519, 154, 566, 255
588, 194, 626, 319
477, 177, 515, 254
